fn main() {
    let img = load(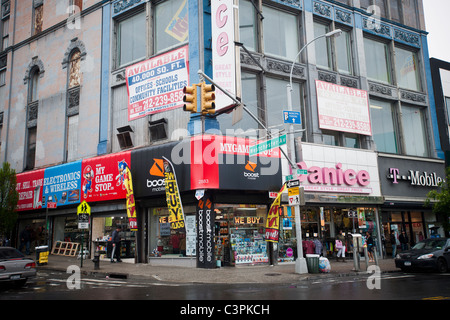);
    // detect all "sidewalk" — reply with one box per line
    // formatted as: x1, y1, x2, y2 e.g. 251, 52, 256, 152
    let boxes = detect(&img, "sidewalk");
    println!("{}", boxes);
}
38, 255, 399, 284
